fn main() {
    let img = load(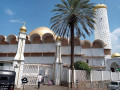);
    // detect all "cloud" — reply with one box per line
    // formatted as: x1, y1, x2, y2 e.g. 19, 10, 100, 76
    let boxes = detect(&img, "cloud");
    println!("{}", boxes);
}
5, 8, 15, 16
111, 28, 120, 53
9, 19, 24, 23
